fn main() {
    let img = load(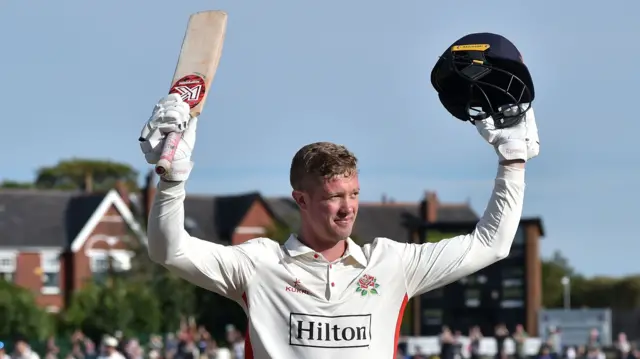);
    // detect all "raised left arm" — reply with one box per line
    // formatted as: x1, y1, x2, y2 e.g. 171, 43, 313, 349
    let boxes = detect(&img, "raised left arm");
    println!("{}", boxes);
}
396, 104, 538, 298
396, 164, 524, 298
